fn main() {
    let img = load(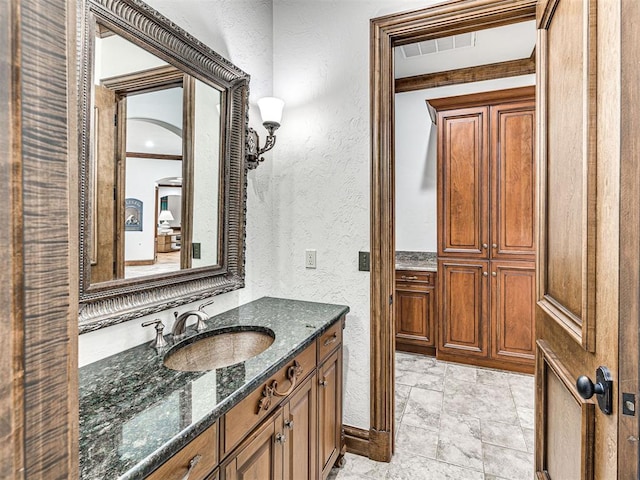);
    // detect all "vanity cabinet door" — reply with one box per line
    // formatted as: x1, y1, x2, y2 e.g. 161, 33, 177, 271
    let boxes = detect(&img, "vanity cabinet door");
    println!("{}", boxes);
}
283, 373, 317, 480
395, 270, 437, 355
222, 410, 284, 480
318, 348, 342, 480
